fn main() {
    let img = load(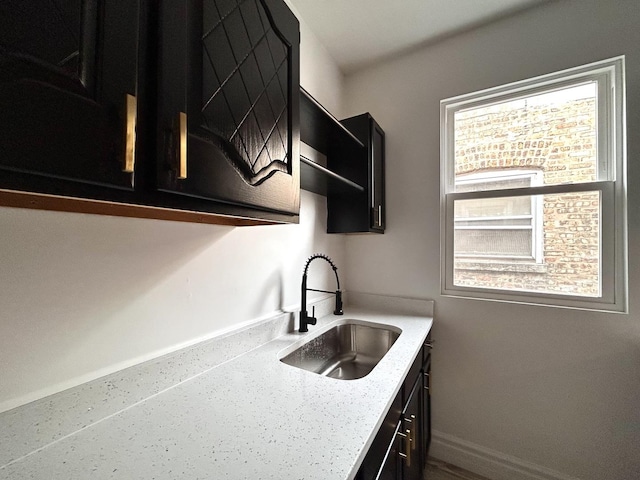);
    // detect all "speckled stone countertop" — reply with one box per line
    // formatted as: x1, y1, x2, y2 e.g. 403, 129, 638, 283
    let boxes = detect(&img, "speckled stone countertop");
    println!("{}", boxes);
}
0, 293, 433, 480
